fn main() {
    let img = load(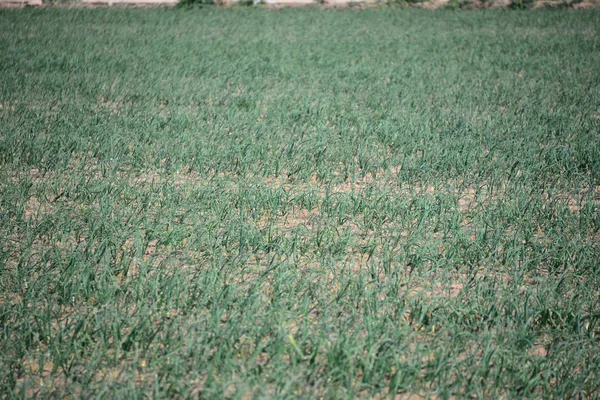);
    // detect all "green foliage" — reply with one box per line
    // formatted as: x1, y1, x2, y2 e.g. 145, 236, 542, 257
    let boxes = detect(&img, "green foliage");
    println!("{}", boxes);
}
178, 0, 214, 7
444, 0, 472, 9
509, 0, 535, 8
0, 8, 599, 398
